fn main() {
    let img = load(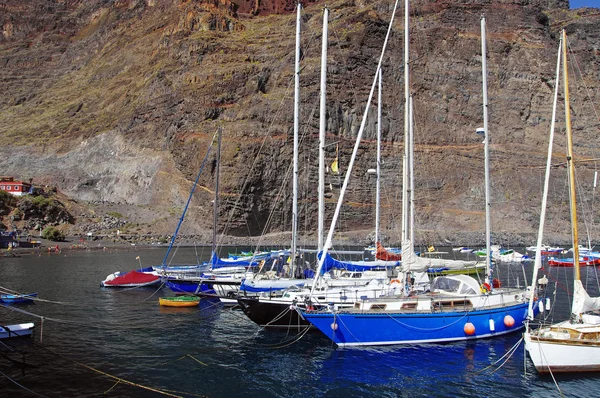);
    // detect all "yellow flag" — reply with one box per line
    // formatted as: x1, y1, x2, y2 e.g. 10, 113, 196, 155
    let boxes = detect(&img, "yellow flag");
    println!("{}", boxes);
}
331, 158, 339, 174
428, 245, 435, 253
